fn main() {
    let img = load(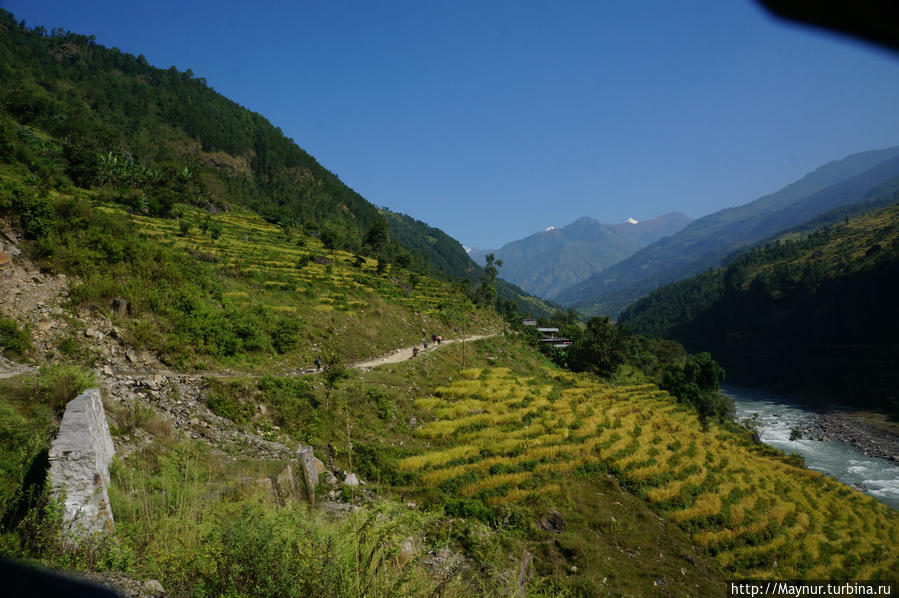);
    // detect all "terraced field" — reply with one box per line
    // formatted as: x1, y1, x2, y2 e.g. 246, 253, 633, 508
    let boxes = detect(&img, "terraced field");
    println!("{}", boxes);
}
400, 367, 899, 580
101, 204, 499, 363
